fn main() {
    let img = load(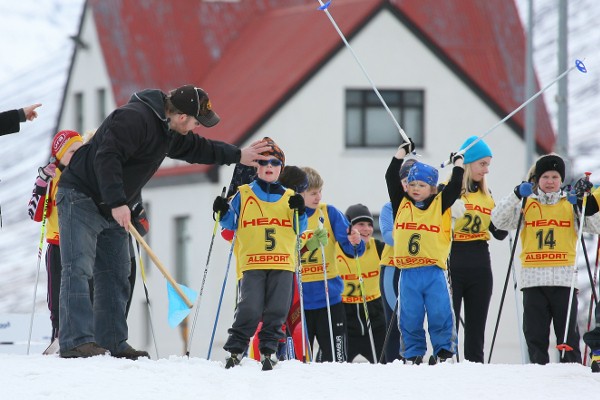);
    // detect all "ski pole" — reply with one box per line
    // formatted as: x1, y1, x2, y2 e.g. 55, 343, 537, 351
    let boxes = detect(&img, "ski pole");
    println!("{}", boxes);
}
378, 297, 398, 364
295, 209, 312, 362
207, 233, 235, 360
27, 194, 50, 355
317, 209, 336, 361
584, 236, 600, 365
186, 187, 226, 357
558, 172, 591, 358
488, 197, 527, 363
352, 244, 378, 363
315, 0, 411, 148
134, 238, 159, 359
440, 59, 588, 168
509, 233, 529, 364
581, 235, 599, 305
